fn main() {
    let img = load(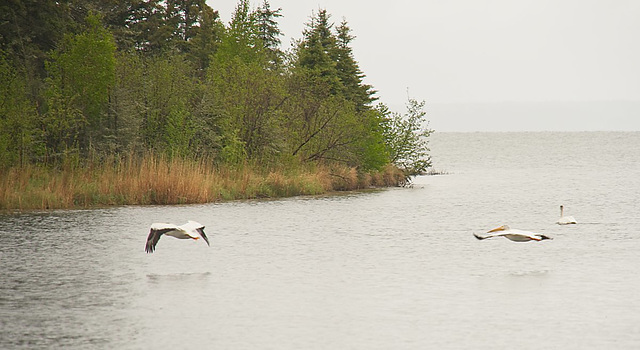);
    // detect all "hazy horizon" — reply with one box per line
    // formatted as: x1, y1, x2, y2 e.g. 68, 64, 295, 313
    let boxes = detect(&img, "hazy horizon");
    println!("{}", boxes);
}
207, 1, 640, 131
425, 100, 640, 132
